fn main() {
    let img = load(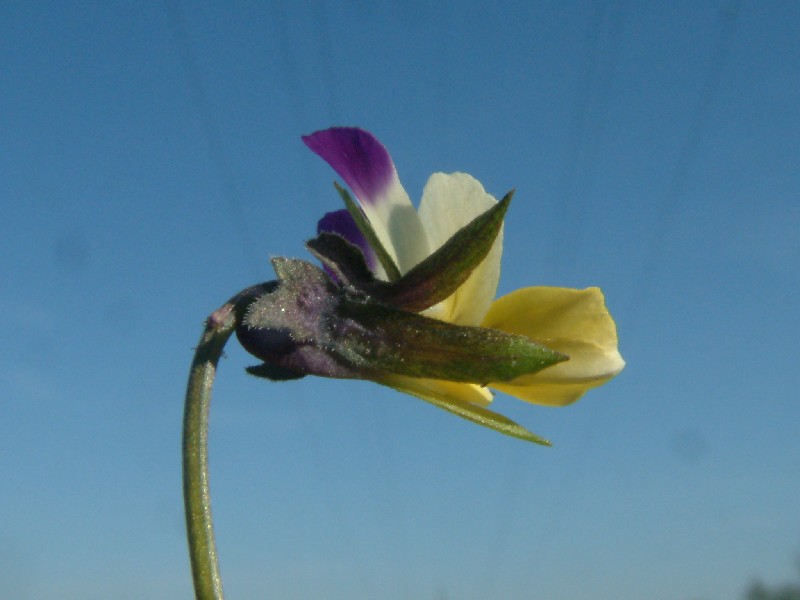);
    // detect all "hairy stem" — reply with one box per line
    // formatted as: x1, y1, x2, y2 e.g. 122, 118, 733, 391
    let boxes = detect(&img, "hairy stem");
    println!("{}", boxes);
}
182, 285, 272, 599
